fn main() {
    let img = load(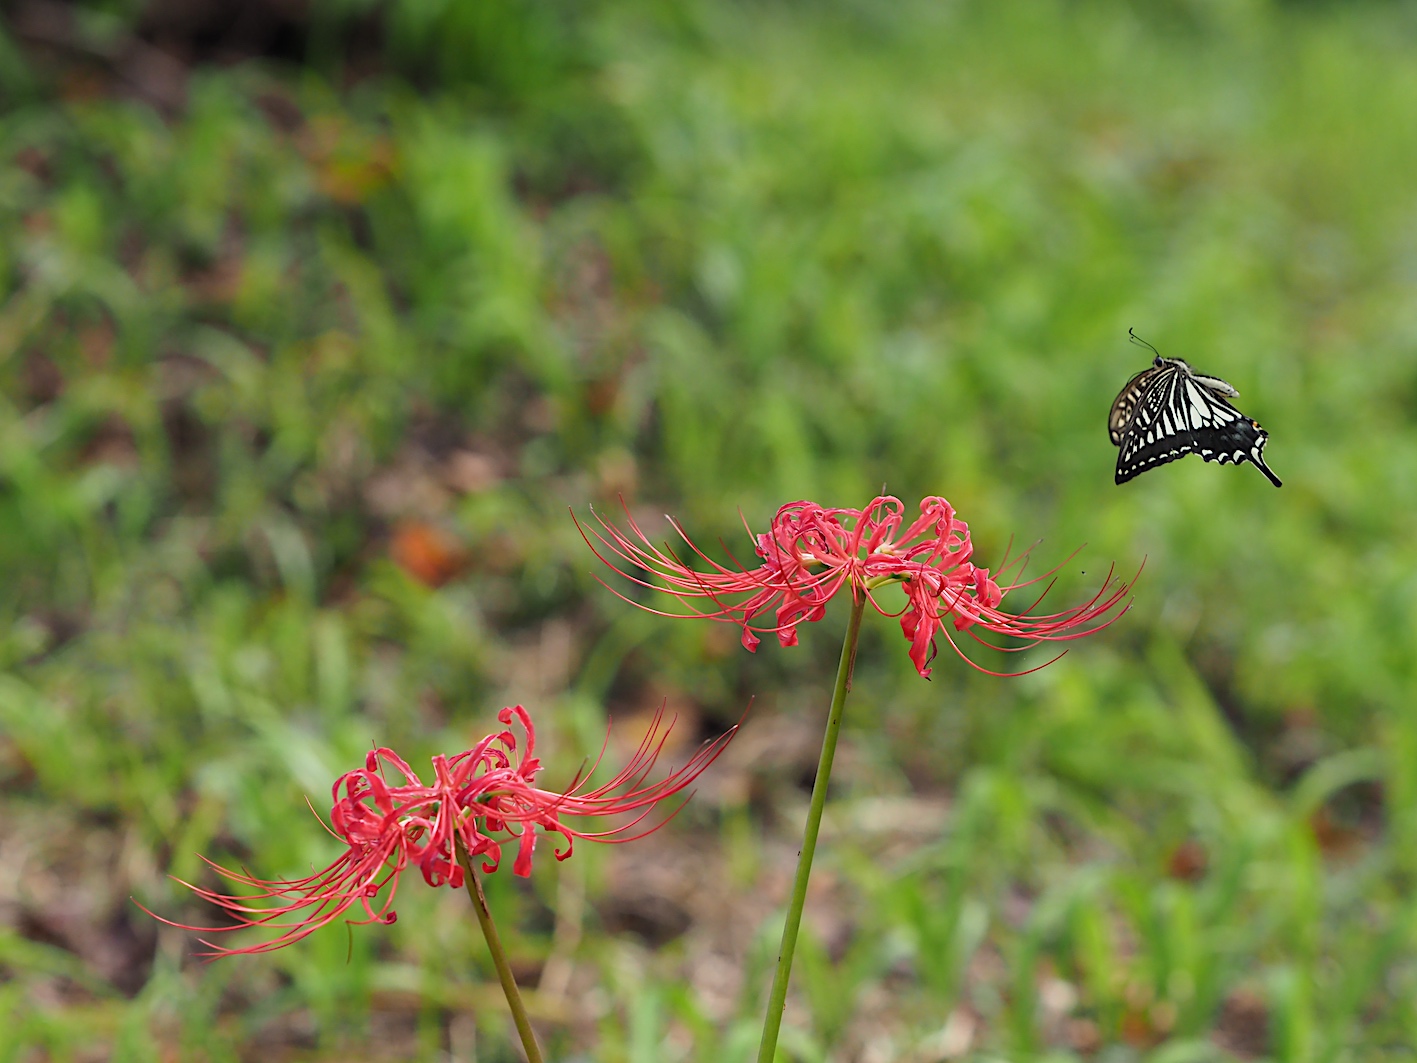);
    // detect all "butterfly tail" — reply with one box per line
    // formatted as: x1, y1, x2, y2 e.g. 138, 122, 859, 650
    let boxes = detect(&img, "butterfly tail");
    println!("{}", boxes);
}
1245, 425, 1282, 487
1251, 452, 1283, 488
